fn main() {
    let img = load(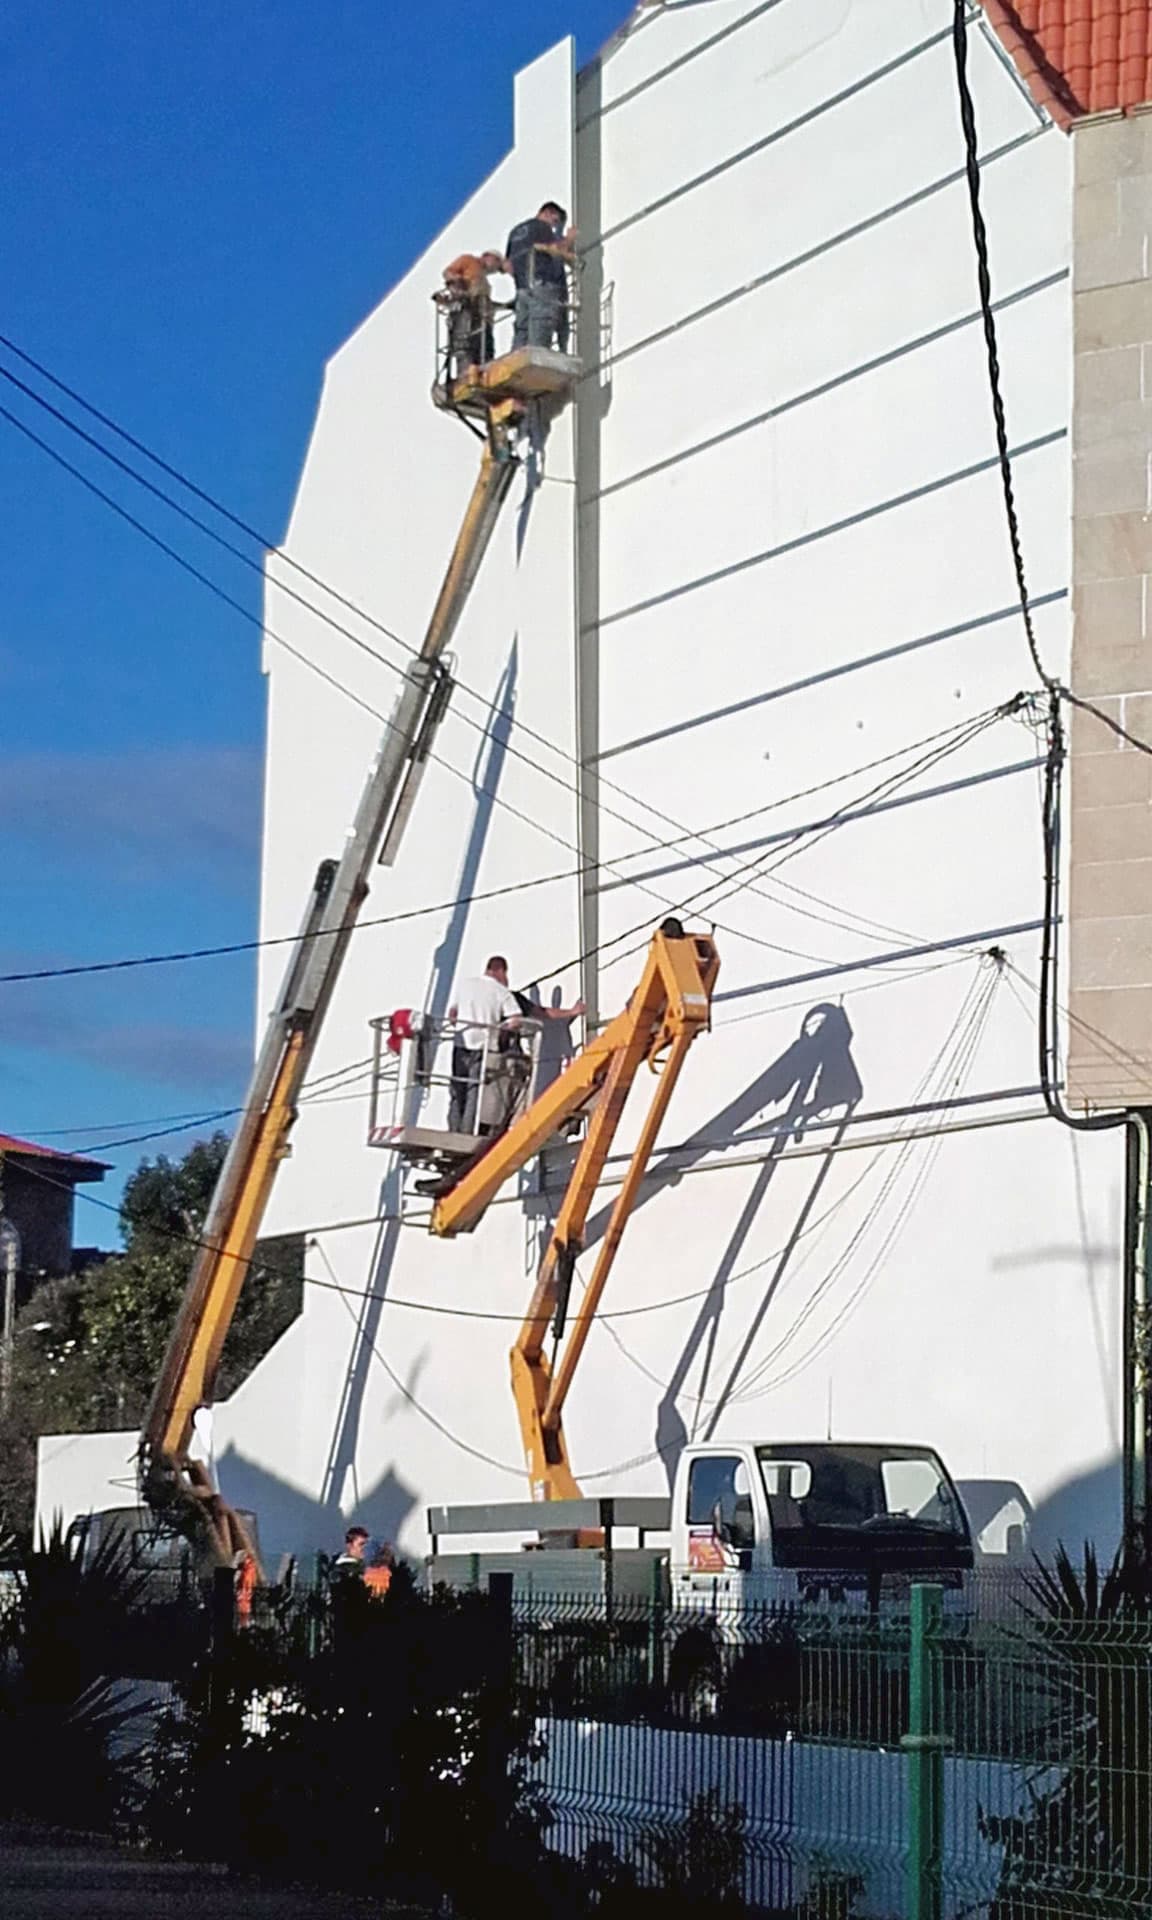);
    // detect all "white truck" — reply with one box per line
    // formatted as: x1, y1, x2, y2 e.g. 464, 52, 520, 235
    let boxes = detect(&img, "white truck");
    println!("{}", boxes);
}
428, 1437, 974, 1609
428, 1439, 975, 1718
